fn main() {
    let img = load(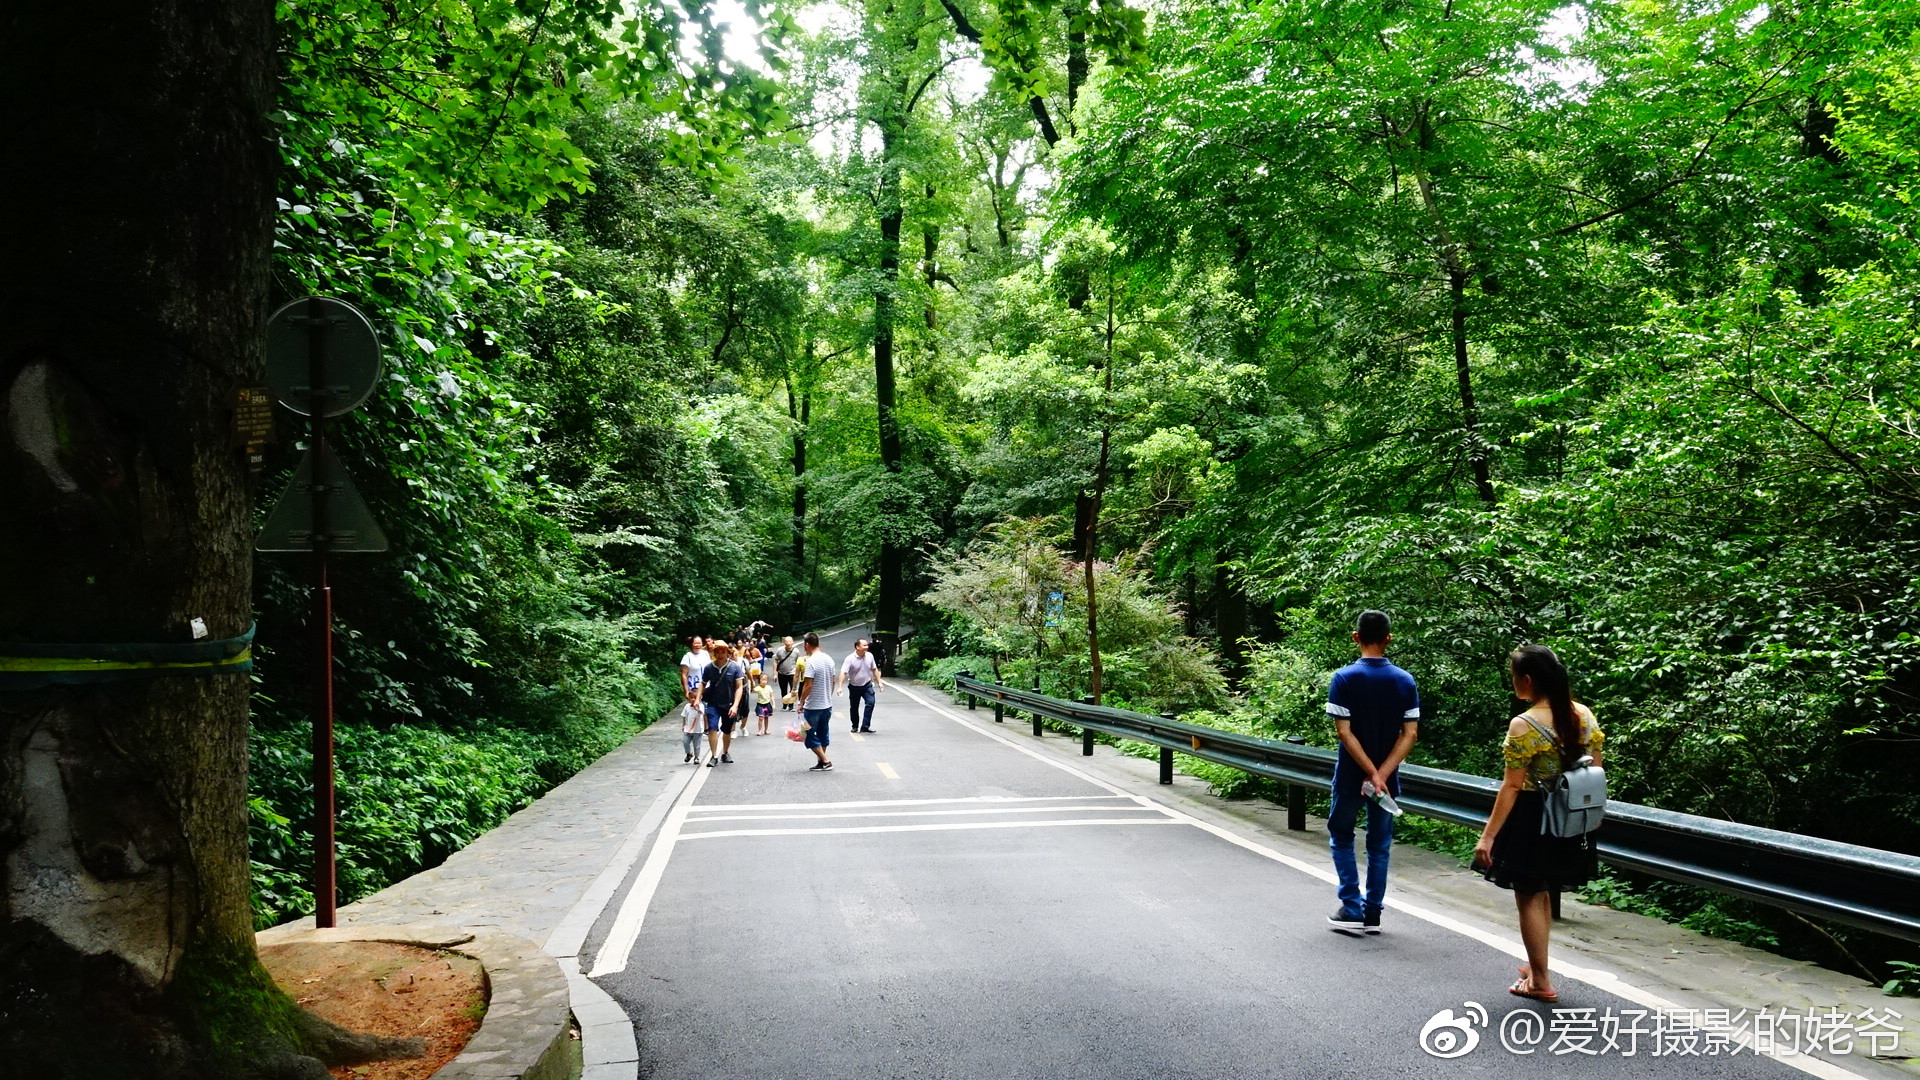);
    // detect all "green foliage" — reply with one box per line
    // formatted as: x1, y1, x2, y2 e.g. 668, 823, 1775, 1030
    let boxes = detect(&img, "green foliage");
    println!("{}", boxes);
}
249, 666, 675, 927
1576, 873, 1782, 952
247, 0, 1920, 988
1885, 962, 1920, 997
922, 516, 1227, 712
252, 0, 807, 927
919, 654, 999, 699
